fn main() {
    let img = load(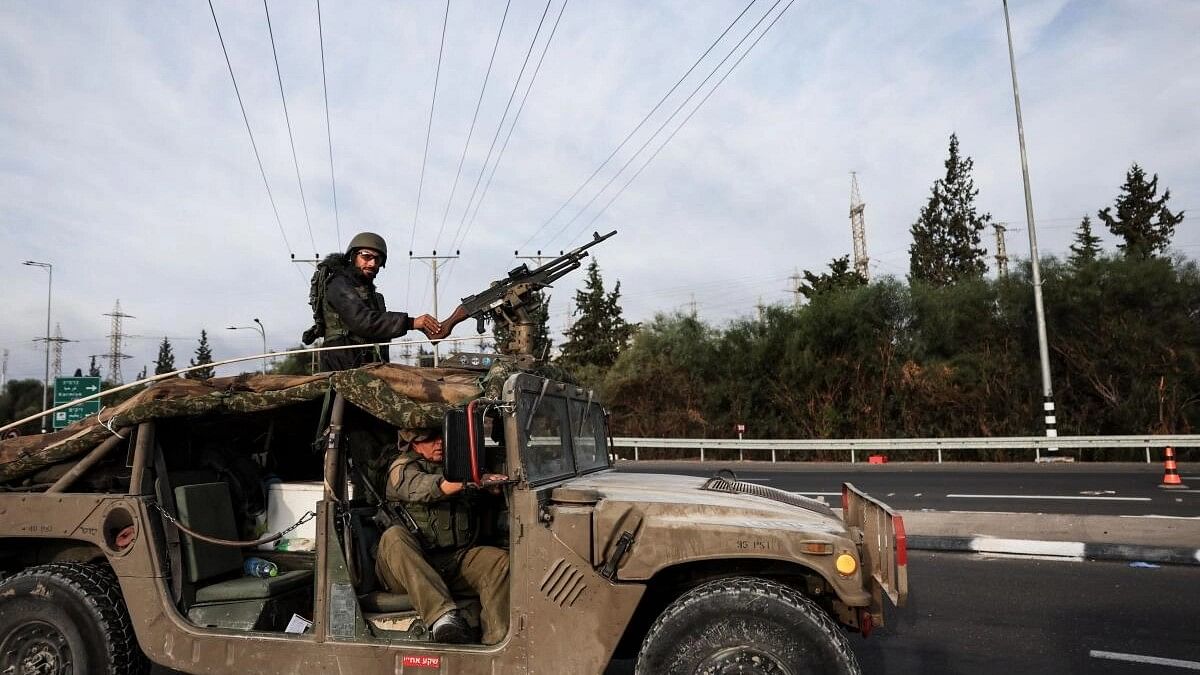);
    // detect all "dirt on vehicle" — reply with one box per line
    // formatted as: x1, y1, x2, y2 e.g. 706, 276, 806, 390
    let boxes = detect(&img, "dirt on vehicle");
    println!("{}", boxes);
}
0, 357, 906, 674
